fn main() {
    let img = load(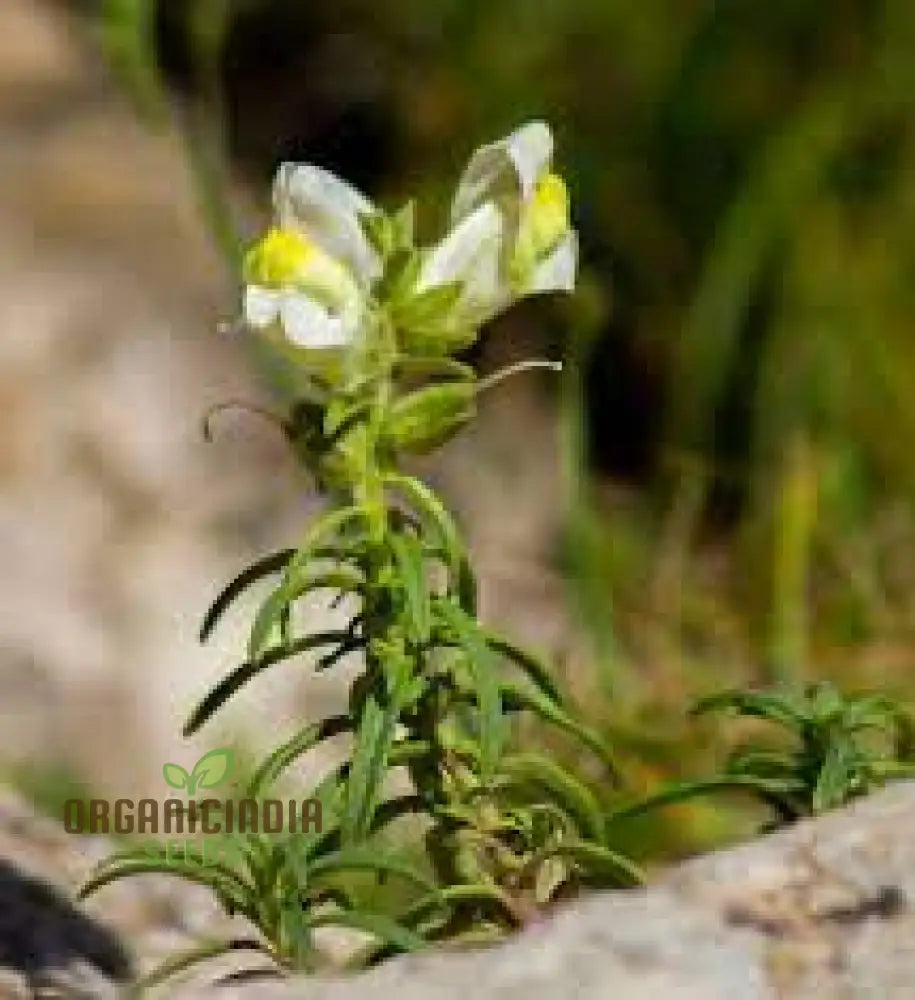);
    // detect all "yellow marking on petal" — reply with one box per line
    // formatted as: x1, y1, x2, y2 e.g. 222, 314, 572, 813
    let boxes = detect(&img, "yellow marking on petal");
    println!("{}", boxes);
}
243, 227, 315, 288
527, 172, 570, 254
533, 172, 569, 222
510, 171, 571, 289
